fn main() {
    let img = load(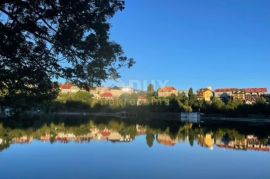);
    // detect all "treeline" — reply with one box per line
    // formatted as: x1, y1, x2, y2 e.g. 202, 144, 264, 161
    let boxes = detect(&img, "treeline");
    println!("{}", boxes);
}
43, 90, 270, 117
2, 88, 270, 117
